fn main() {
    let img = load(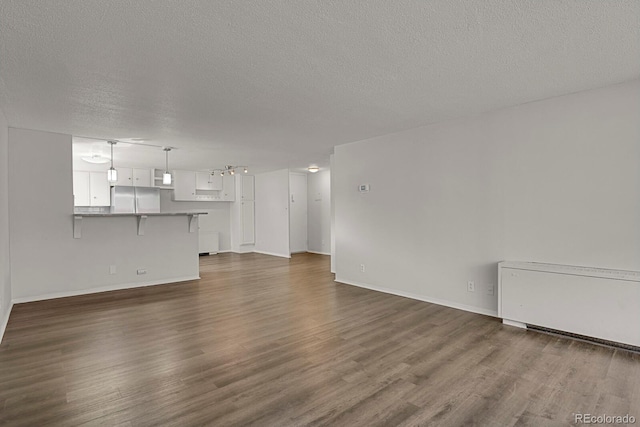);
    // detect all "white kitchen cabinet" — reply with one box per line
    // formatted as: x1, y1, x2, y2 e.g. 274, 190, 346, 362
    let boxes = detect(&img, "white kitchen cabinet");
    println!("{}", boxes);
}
113, 168, 151, 187
173, 169, 236, 201
73, 171, 90, 206
196, 172, 222, 190
115, 167, 134, 186
133, 168, 152, 187
173, 170, 197, 201
73, 171, 110, 206
230, 175, 255, 250
89, 171, 111, 206
241, 175, 254, 201
241, 200, 255, 244
222, 175, 235, 201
